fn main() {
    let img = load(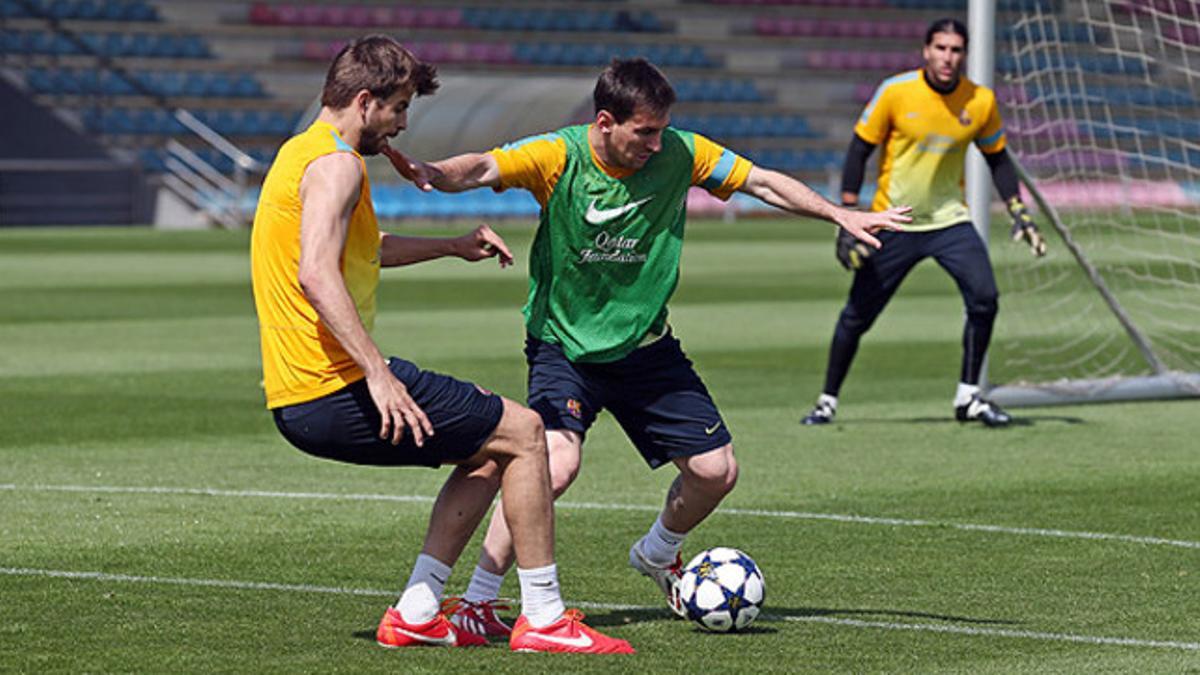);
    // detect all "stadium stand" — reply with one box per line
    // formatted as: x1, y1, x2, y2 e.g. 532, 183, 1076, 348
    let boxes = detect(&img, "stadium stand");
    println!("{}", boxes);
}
0, 0, 1187, 225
